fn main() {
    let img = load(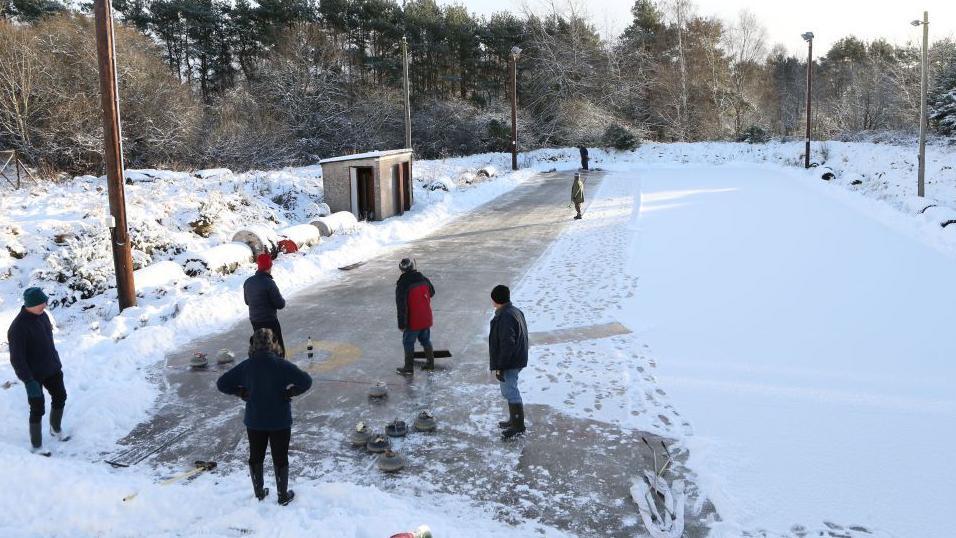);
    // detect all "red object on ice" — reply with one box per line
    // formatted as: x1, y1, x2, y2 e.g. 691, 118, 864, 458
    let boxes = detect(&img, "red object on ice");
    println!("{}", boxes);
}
278, 239, 299, 254
388, 534, 415, 538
